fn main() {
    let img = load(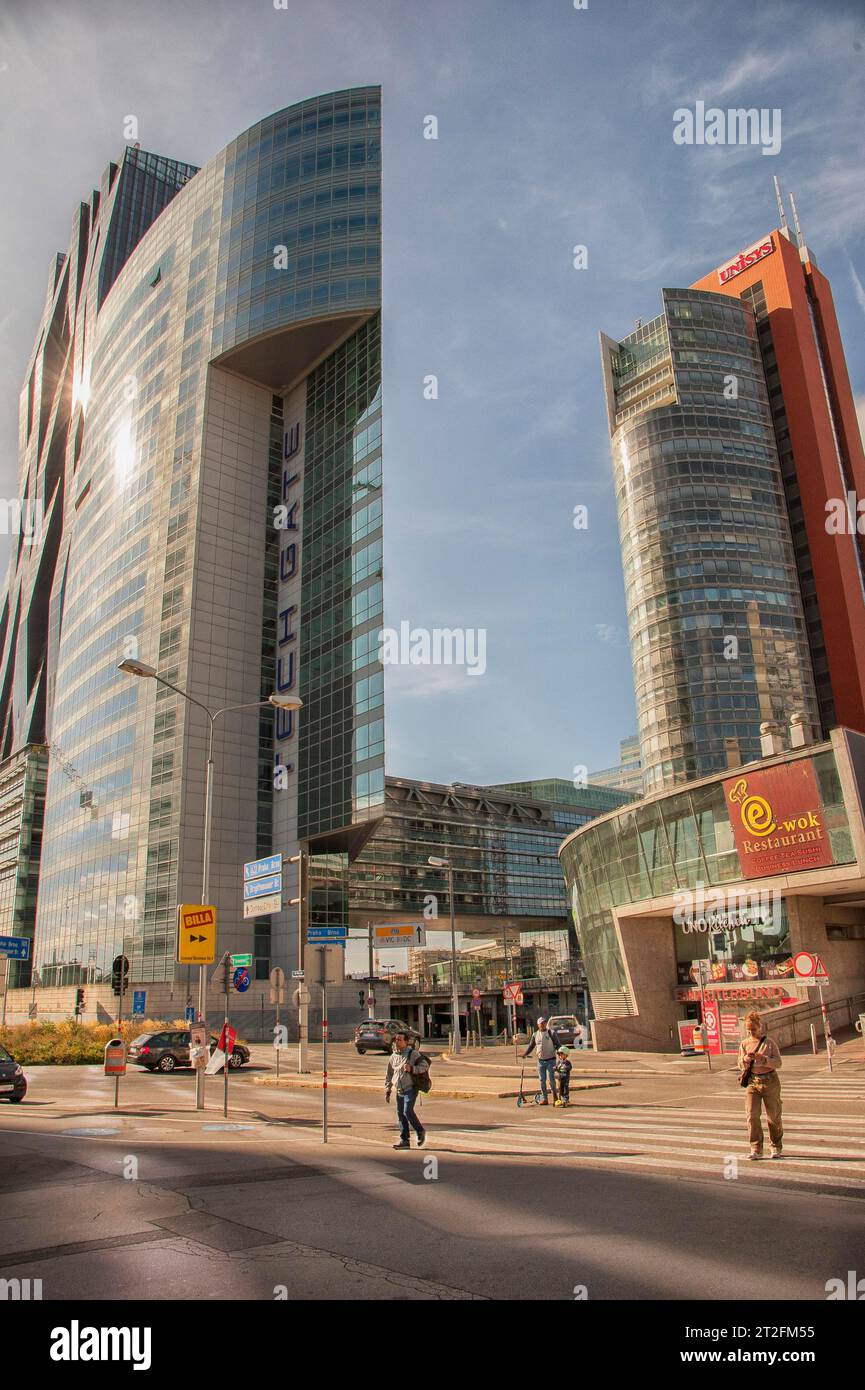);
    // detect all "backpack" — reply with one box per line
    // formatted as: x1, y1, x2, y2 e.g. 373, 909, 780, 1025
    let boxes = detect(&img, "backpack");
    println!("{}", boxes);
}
413, 1051, 432, 1093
